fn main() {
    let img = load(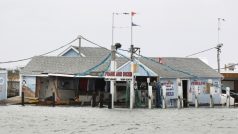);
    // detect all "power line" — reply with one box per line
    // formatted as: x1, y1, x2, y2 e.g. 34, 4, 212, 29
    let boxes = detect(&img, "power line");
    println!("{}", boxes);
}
185, 46, 216, 57
80, 36, 131, 60
0, 37, 78, 64
80, 36, 109, 50
118, 48, 197, 78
